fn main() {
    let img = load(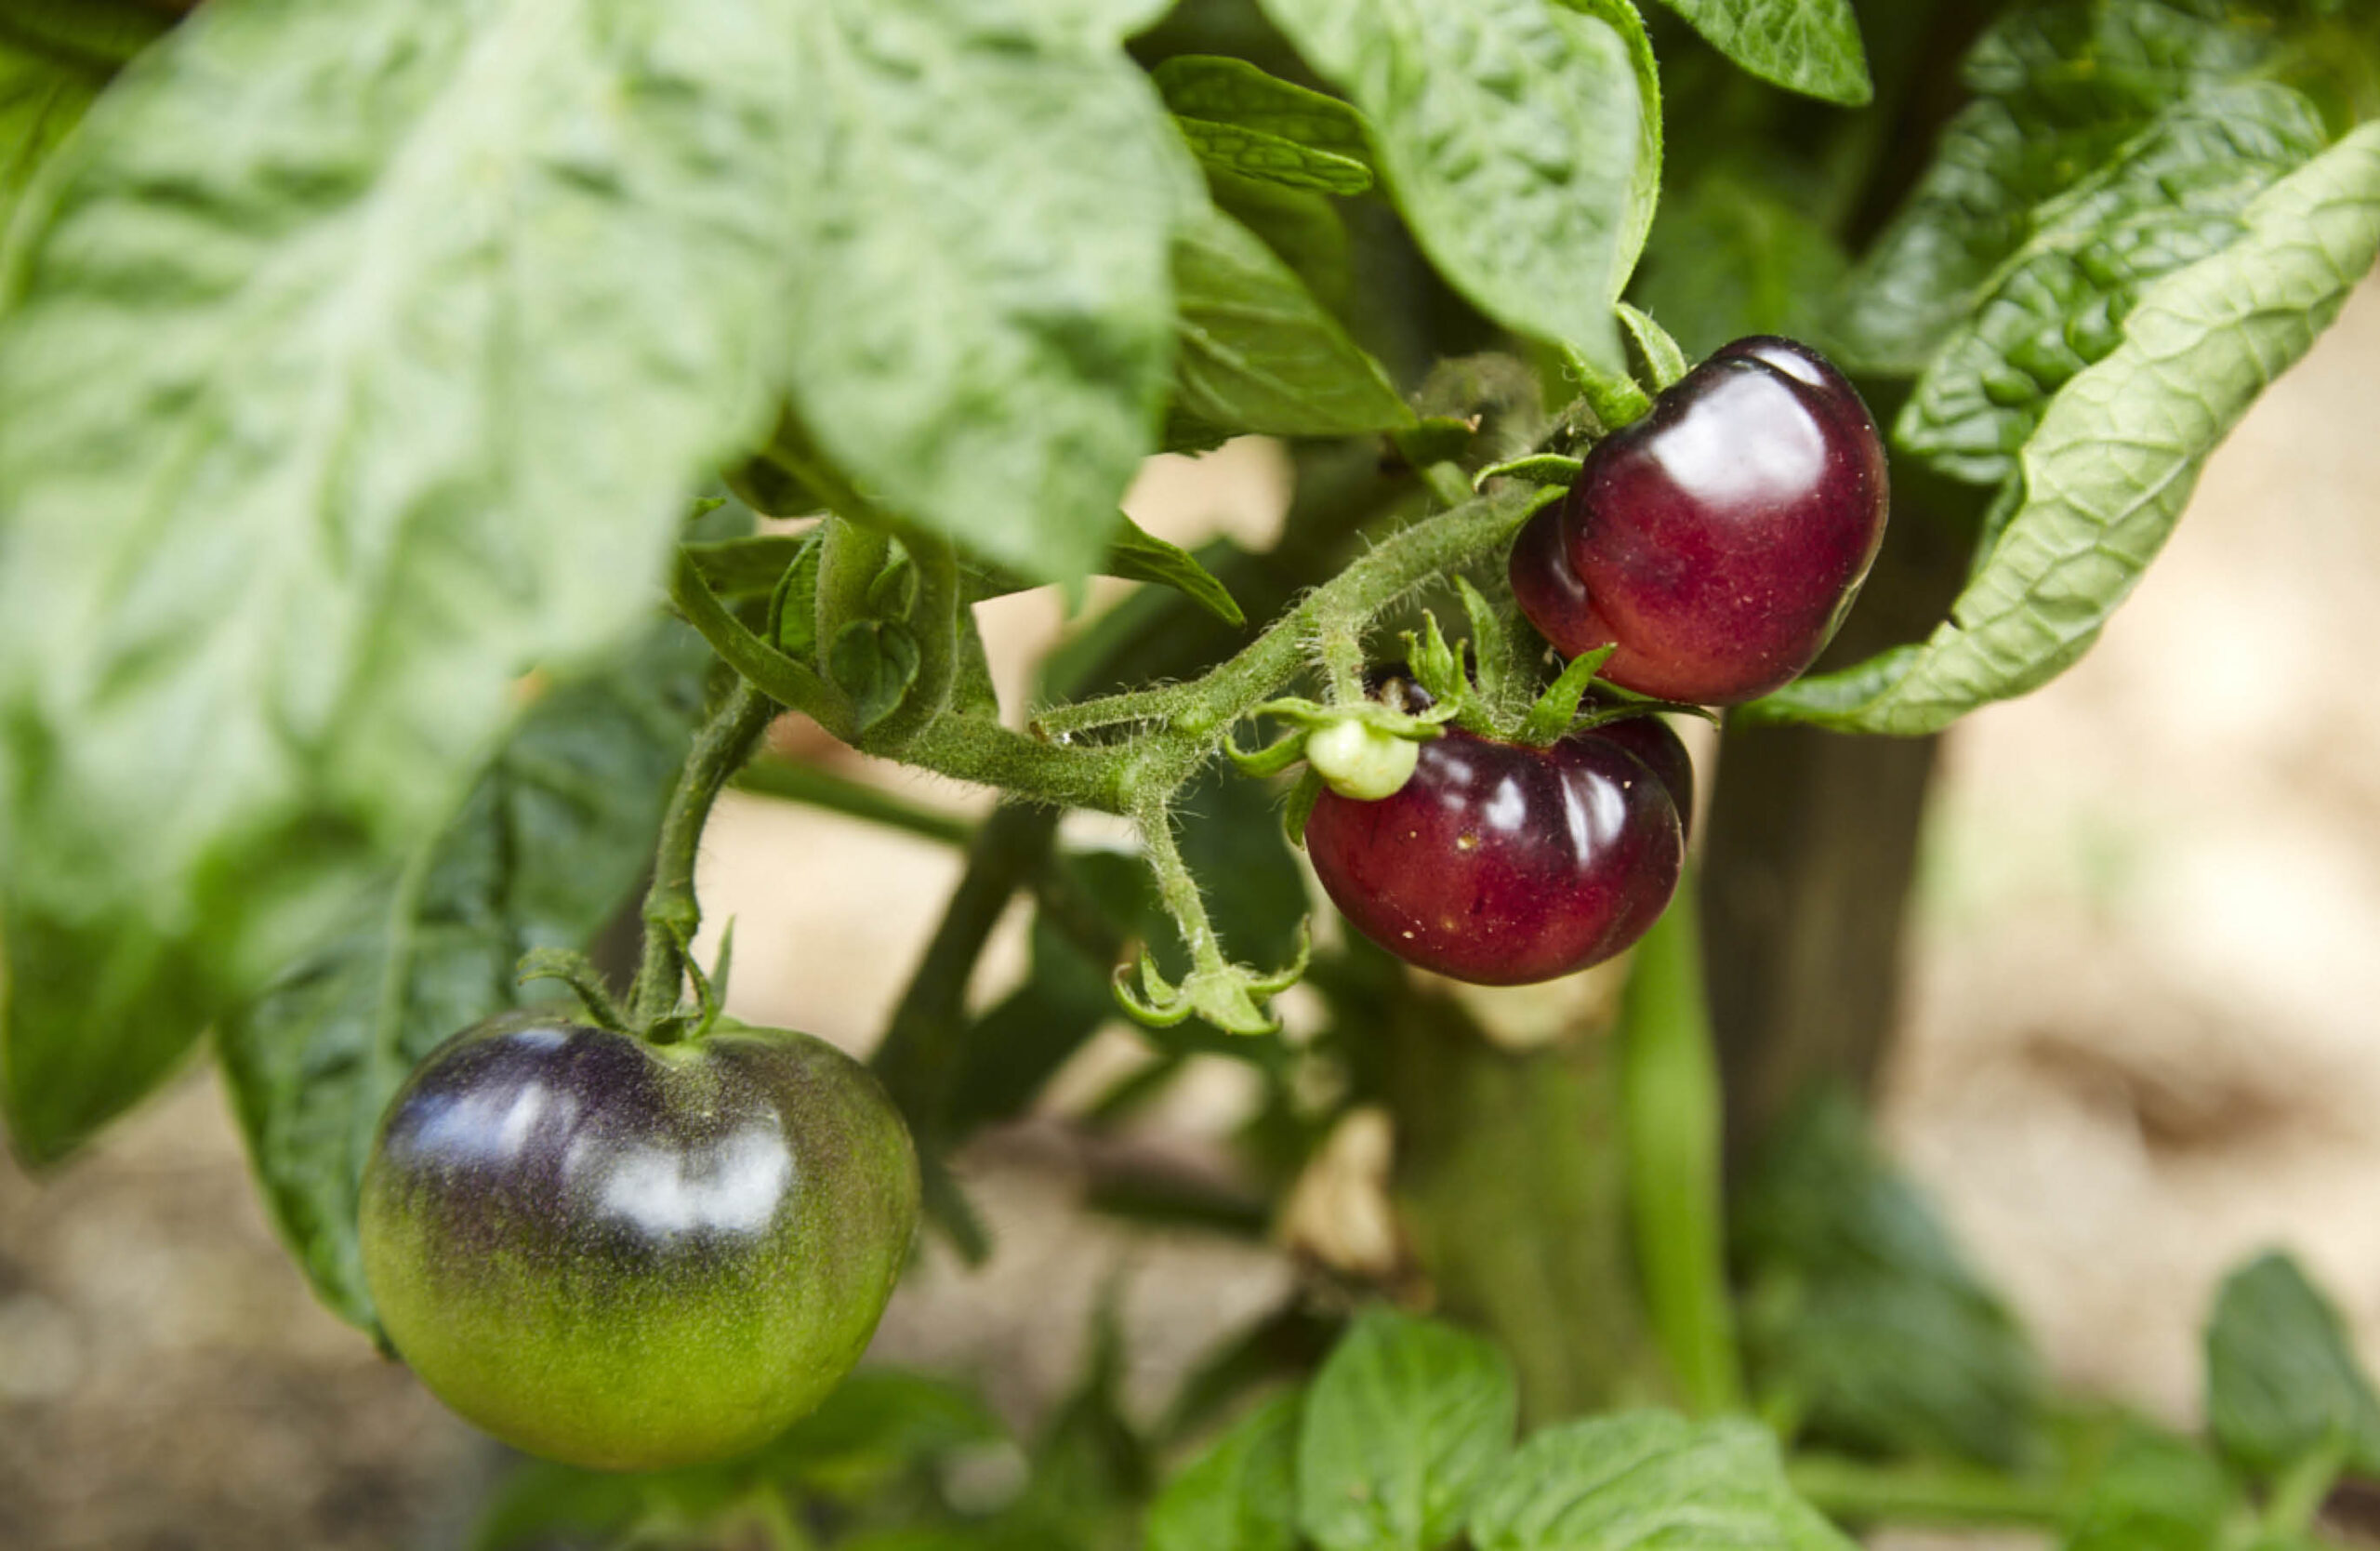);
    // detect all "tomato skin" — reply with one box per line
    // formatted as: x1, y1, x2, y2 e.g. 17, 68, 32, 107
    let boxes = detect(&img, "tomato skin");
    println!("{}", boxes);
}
1304, 727, 1683, 986
1512, 336, 1888, 706
358, 1014, 919, 1472
1586, 713, 1695, 842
